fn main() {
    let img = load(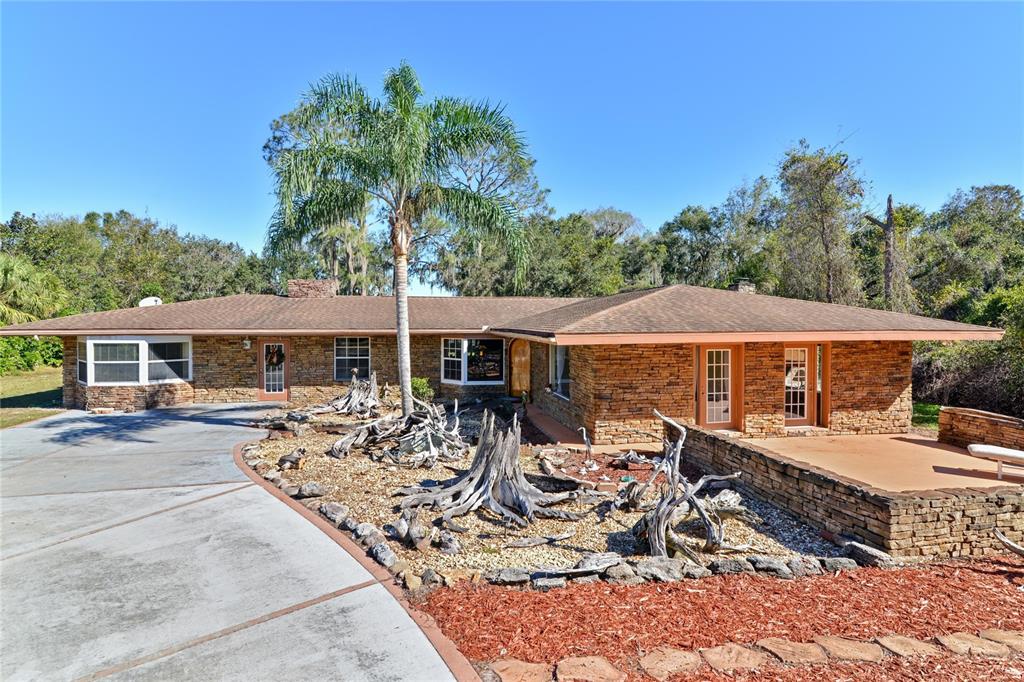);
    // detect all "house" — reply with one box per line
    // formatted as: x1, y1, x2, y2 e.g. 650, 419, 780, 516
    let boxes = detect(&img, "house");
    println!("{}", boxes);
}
1, 279, 1001, 445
